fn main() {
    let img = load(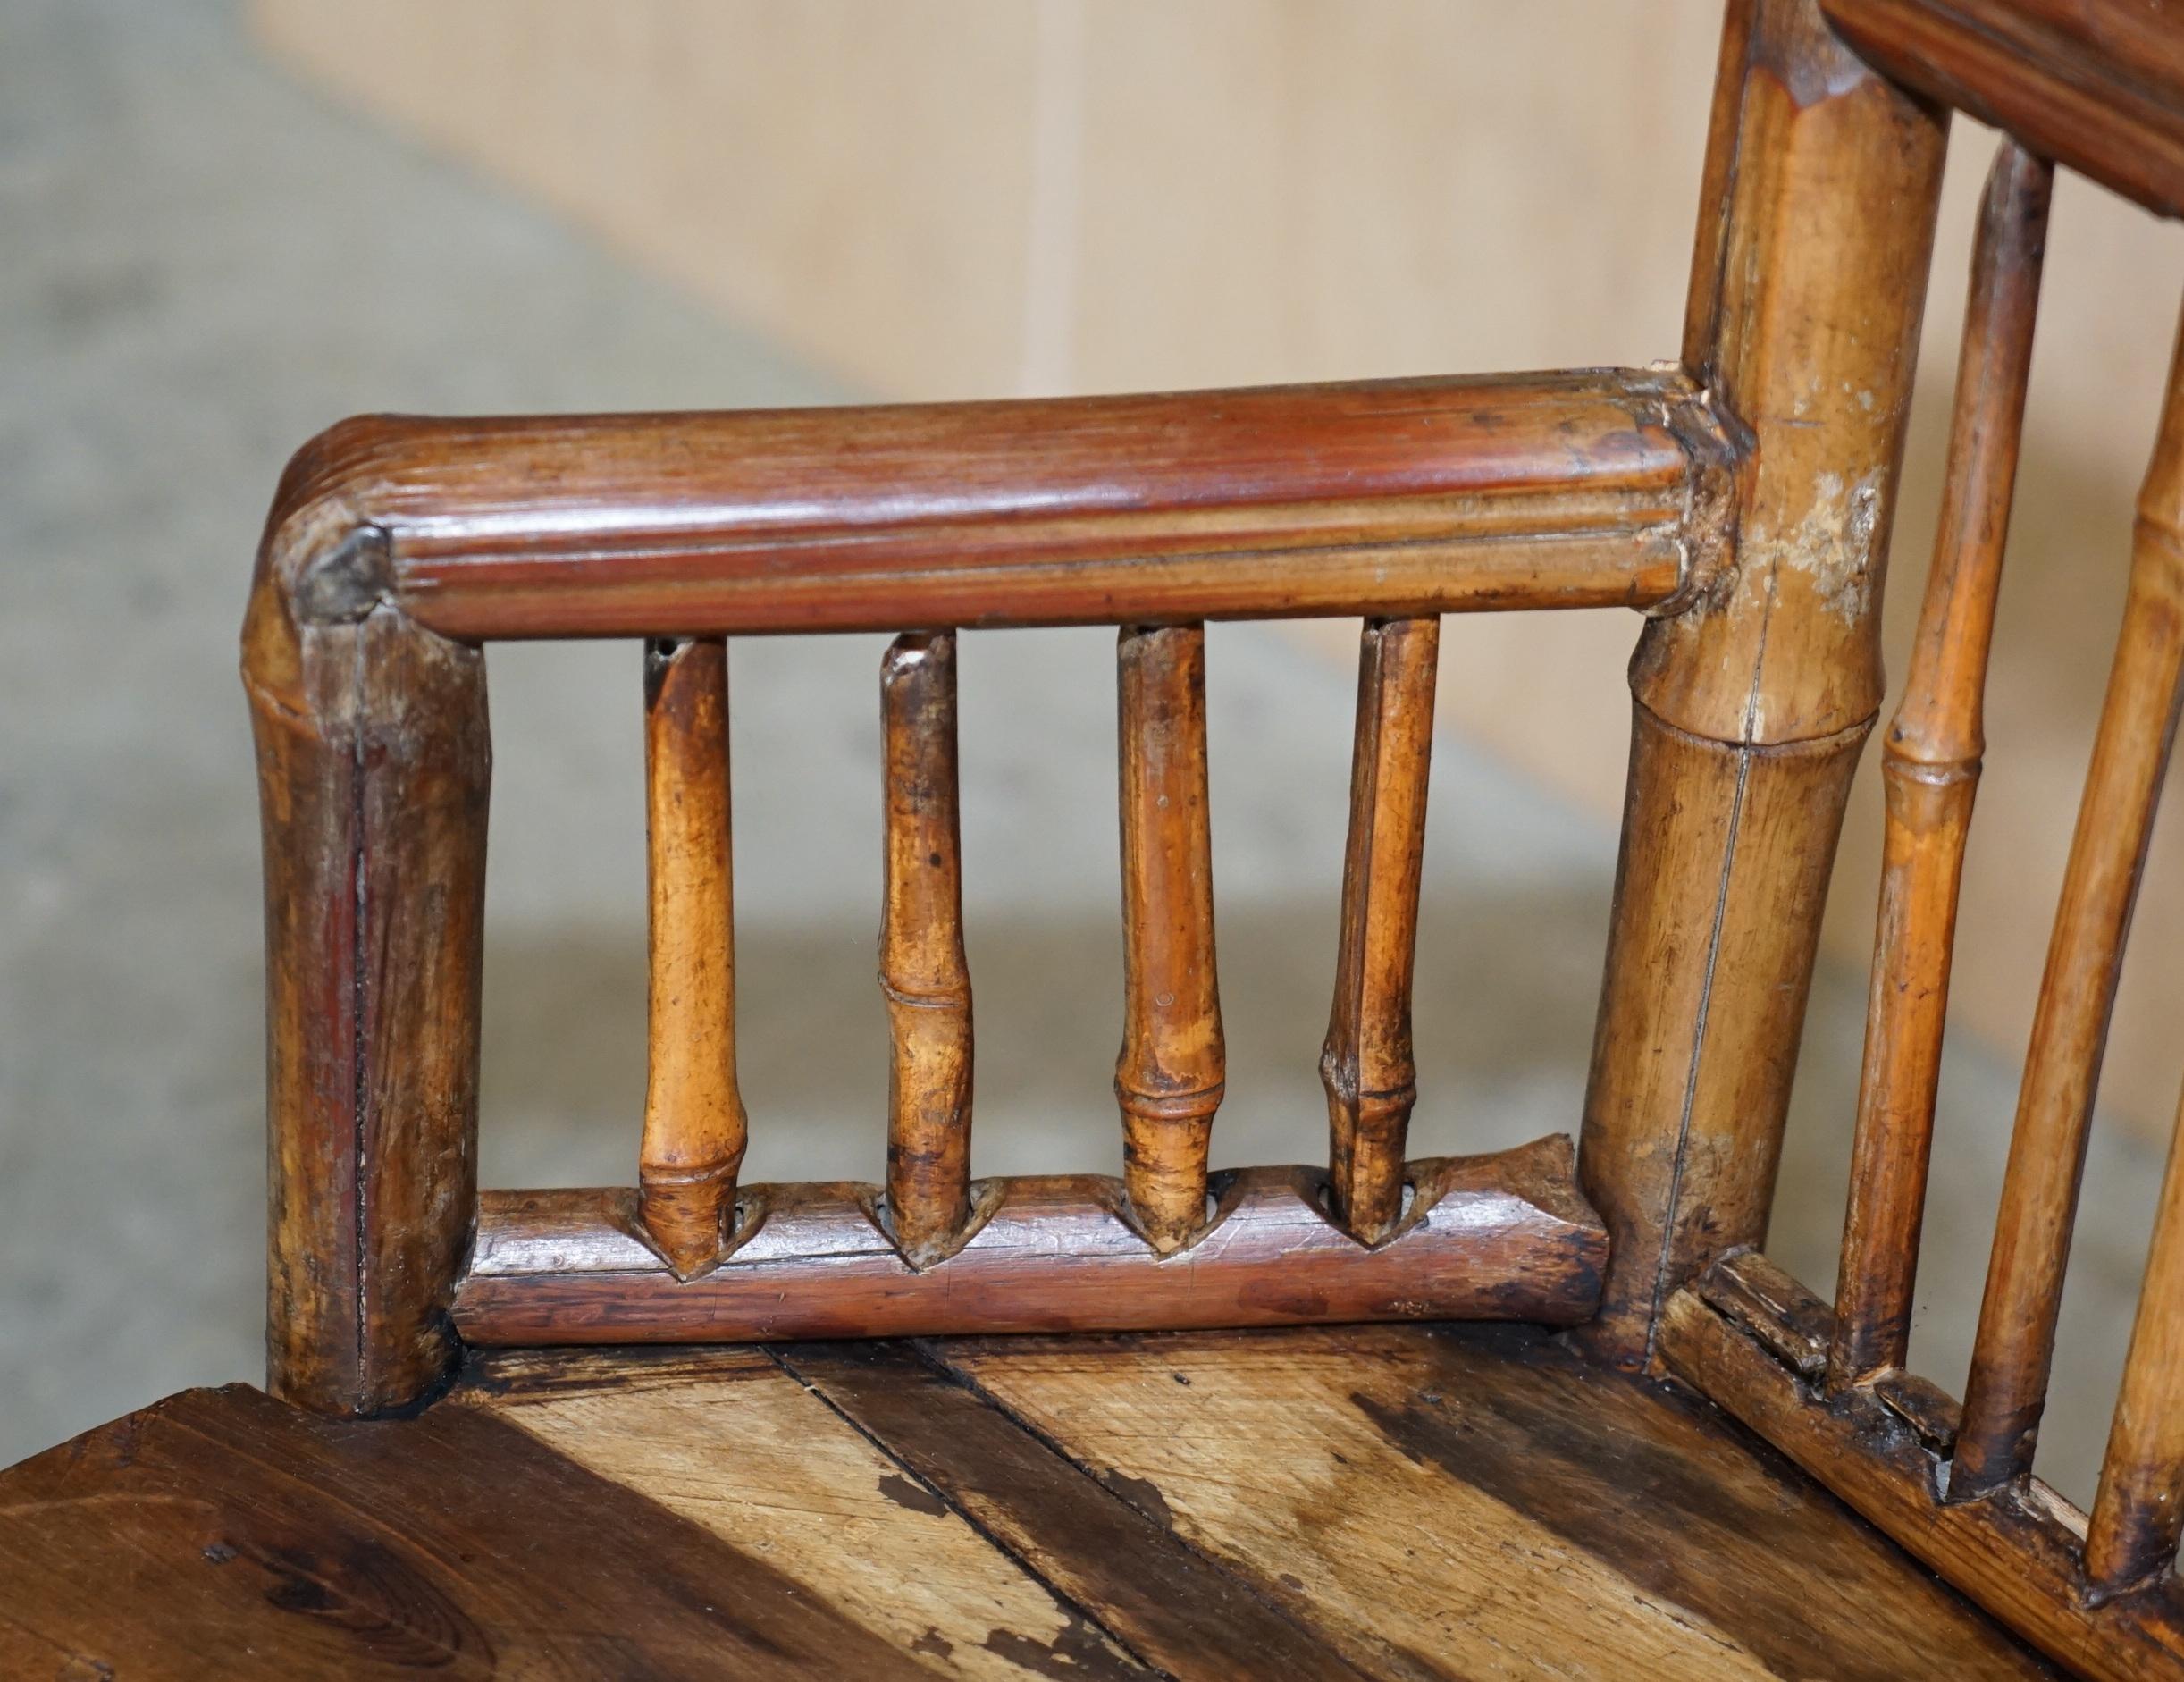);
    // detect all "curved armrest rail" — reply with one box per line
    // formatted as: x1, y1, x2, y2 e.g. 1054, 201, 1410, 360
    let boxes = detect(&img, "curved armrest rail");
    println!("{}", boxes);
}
249, 366, 1734, 643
